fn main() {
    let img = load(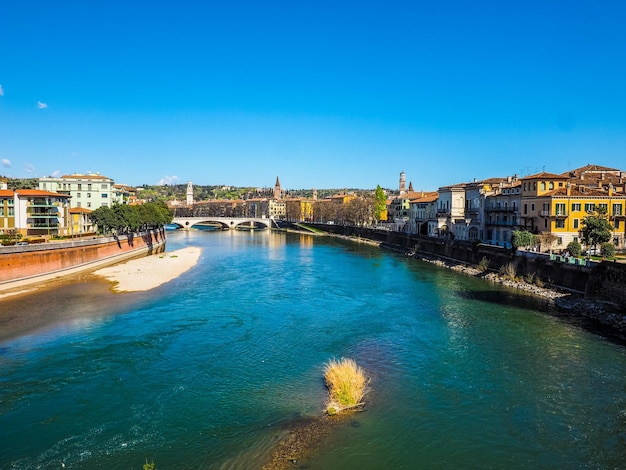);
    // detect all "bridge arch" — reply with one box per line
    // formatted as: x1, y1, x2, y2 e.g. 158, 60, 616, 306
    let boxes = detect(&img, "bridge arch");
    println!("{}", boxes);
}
169, 217, 275, 230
